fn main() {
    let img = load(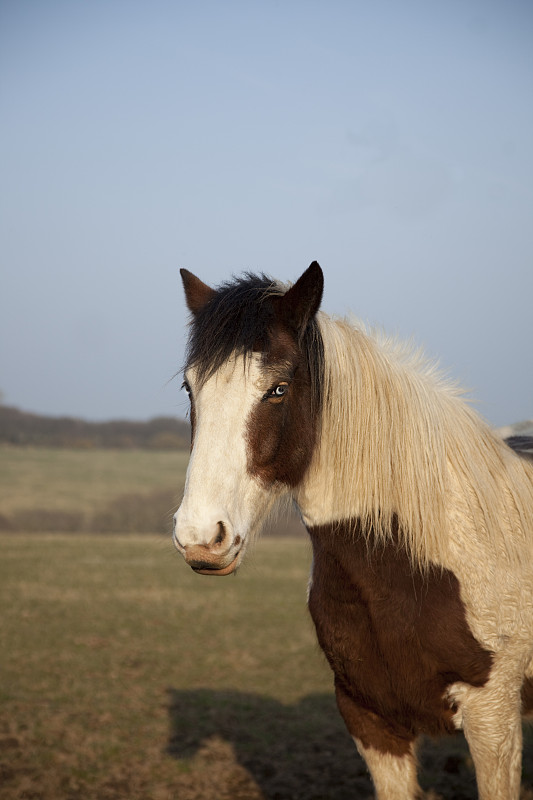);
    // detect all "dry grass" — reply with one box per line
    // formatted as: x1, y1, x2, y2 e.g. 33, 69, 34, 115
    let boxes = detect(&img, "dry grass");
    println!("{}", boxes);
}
1, 533, 532, 799
1, 444, 532, 798
0, 446, 188, 532
0, 534, 360, 800
0, 445, 188, 516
